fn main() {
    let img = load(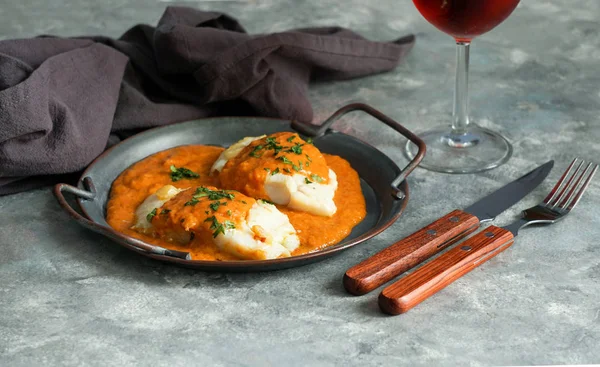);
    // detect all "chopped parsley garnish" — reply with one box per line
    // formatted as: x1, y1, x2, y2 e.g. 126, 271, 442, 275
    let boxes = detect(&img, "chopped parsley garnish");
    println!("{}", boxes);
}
278, 156, 293, 165
271, 167, 280, 175
193, 187, 235, 201
241, 200, 247, 204
264, 168, 270, 172
305, 178, 312, 184
306, 137, 313, 145
249, 137, 285, 157
205, 210, 210, 215
305, 154, 312, 162
286, 143, 303, 155
283, 168, 291, 173
204, 216, 236, 238
249, 144, 264, 158
286, 135, 297, 142
185, 187, 235, 206
259, 199, 275, 205
310, 174, 325, 183
209, 201, 222, 211
265, 137, 283, 153
184, 198, 199, 206
146, 208, 157, 222
227, 210, 232, 216
160, 209, 171, 215
169, 165, 199, 182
